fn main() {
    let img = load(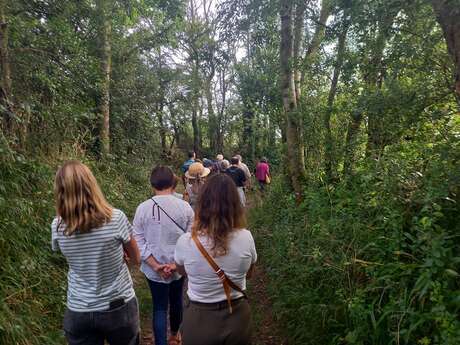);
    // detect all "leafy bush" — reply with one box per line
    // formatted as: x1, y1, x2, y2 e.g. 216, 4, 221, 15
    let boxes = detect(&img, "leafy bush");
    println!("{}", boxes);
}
250, 122, 460, 345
